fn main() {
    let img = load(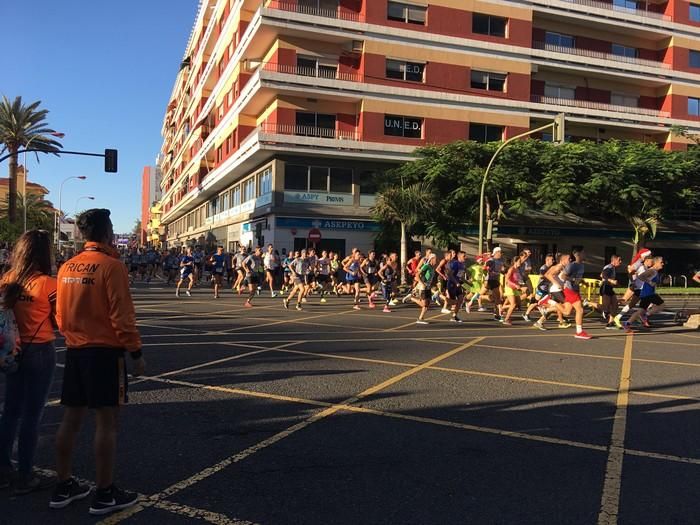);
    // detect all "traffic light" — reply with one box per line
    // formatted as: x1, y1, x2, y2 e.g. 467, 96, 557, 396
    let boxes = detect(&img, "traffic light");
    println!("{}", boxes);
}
104, 149, 118, 173
553, 113, 566, 144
